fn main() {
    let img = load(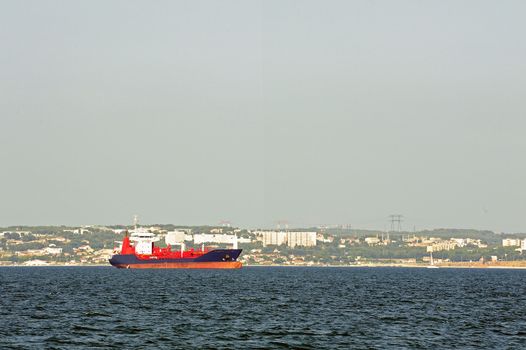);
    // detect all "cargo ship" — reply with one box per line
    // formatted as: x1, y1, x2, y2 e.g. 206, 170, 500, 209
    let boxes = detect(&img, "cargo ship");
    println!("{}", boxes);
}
109, 229, 242, 269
